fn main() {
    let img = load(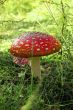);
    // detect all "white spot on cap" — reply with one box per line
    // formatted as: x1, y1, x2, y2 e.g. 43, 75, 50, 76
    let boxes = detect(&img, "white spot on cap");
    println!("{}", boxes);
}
37, 48, 40, 51
45, 48, 49, 50
14, 38, 19, 41
26, 40, 29, 42
32, 37, 35, 40
20, 41, 24, 45
55, 43, 58, 45
25, 44, 29, 46
13, 39, 19, 45
16, 46, 20, 48
42, 45, 44, 47
39, 39, 42, 40
34, 41, 37, 43
36, 44, 38, 46
13, 43, 17, 46
53, 48, 55, 51
40, 42, 43, 44
16, 50, 19, 53
45, 44, 48, 46
21, 49, 25, 51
